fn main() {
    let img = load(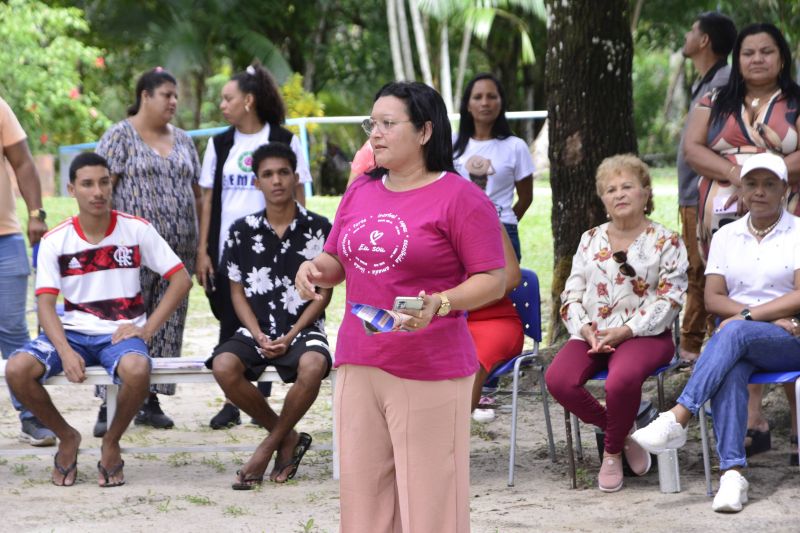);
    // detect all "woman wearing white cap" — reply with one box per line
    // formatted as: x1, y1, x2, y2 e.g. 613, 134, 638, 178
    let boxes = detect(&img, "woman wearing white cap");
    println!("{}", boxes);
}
631, 152, 800, 513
